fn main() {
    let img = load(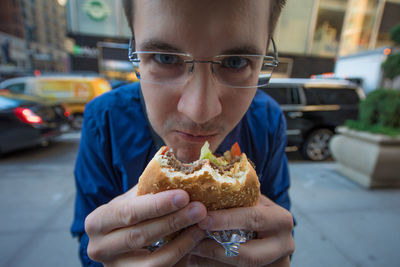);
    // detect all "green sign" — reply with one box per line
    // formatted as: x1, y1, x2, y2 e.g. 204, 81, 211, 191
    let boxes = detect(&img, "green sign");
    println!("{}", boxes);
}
83, 0, 110, 21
